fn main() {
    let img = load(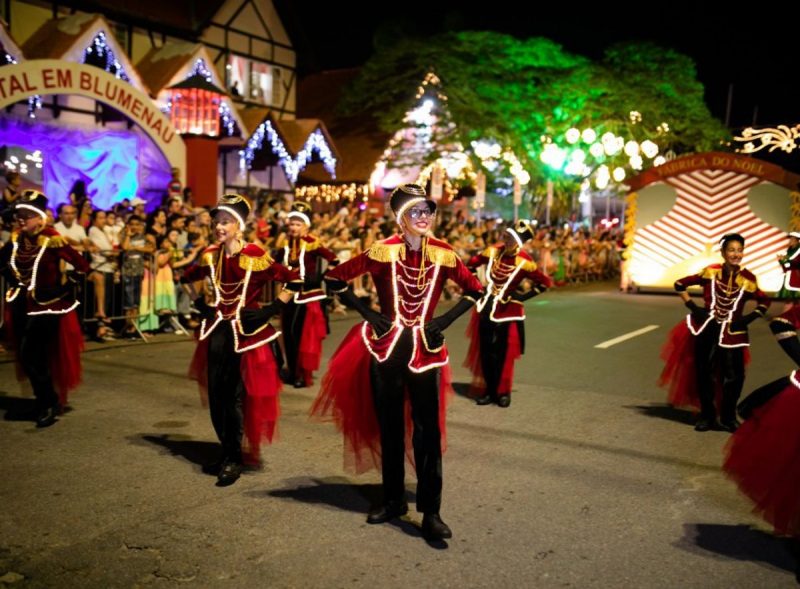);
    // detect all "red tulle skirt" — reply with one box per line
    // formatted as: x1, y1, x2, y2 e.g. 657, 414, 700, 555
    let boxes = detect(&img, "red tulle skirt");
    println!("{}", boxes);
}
188, 334, 282, 464
657, 319, 749, 411
724, 381, 800, 537
4, 308, 84, 408
309, 322, 453, 474
52, 311, 84, 406
464, 310, 522, 396
297, 300, 327, 386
